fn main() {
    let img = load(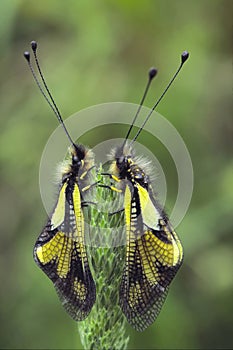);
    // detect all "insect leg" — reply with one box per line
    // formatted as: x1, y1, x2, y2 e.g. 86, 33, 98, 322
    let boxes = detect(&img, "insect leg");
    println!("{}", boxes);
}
79, 165, 96, 180
109, 208, 124, 216
82, 181, 100, 192
101, 173, 121, 182
81, 201, 97, 207
99, 184, 122, 193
